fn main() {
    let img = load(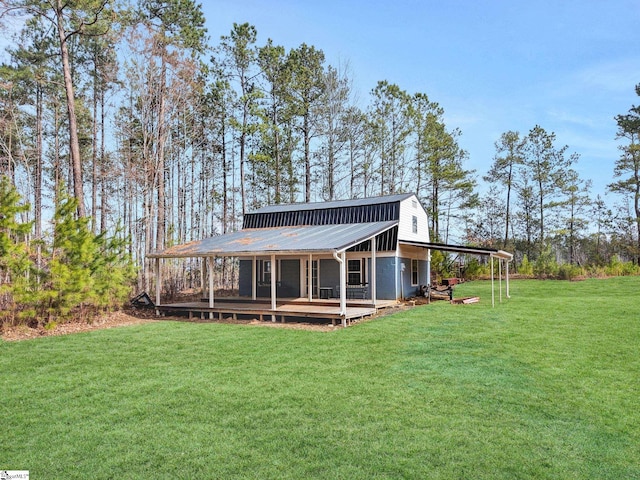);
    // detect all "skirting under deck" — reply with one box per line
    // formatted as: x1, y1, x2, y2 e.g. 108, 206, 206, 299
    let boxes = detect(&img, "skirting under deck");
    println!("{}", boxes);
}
156, 299, 398, 325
